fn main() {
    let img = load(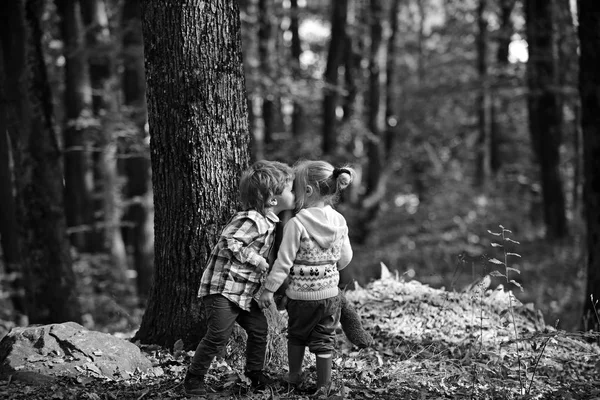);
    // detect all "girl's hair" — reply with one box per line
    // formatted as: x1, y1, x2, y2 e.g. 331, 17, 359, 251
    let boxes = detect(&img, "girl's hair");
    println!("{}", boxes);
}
239, 160, 294, 215
293, 160, 355, 210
